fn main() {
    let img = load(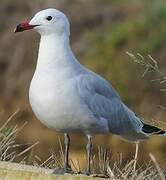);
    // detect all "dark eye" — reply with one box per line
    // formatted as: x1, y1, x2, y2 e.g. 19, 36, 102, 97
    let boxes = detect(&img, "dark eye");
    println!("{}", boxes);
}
46, 16, 52, 21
